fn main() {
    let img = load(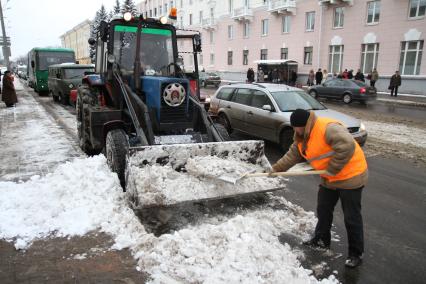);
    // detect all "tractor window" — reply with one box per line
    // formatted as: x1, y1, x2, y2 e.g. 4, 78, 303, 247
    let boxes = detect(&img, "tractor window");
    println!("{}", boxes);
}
113, 25, 175, 77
